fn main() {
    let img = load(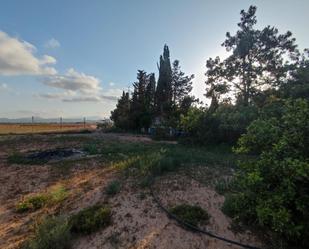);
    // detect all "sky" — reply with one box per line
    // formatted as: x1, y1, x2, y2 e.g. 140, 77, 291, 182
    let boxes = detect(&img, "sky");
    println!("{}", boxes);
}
0, 0, 308, 119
